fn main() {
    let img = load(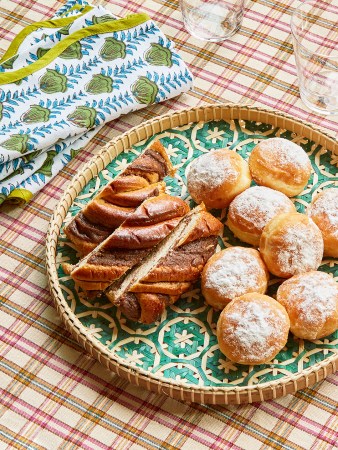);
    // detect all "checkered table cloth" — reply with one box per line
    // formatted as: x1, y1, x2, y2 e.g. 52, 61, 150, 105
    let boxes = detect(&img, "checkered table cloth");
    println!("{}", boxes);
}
0, 1, 337, 449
